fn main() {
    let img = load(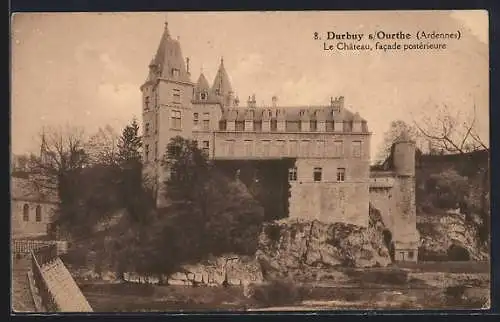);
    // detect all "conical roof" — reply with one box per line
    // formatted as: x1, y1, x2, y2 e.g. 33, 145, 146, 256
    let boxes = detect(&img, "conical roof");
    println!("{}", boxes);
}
147, 22, 191, 83
196, 73, 210, 91
211, 58, 233, 96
